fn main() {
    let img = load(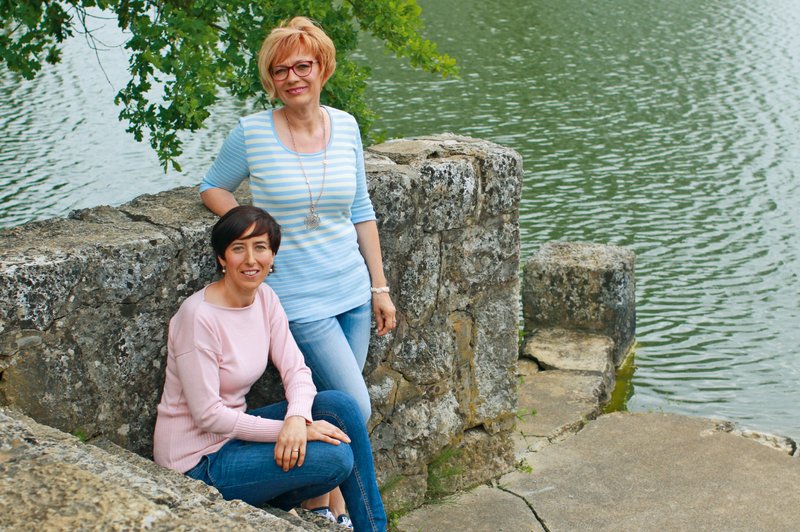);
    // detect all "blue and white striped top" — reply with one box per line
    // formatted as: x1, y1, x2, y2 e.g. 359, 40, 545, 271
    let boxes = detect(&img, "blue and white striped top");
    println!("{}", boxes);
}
200, 106, 375, 322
